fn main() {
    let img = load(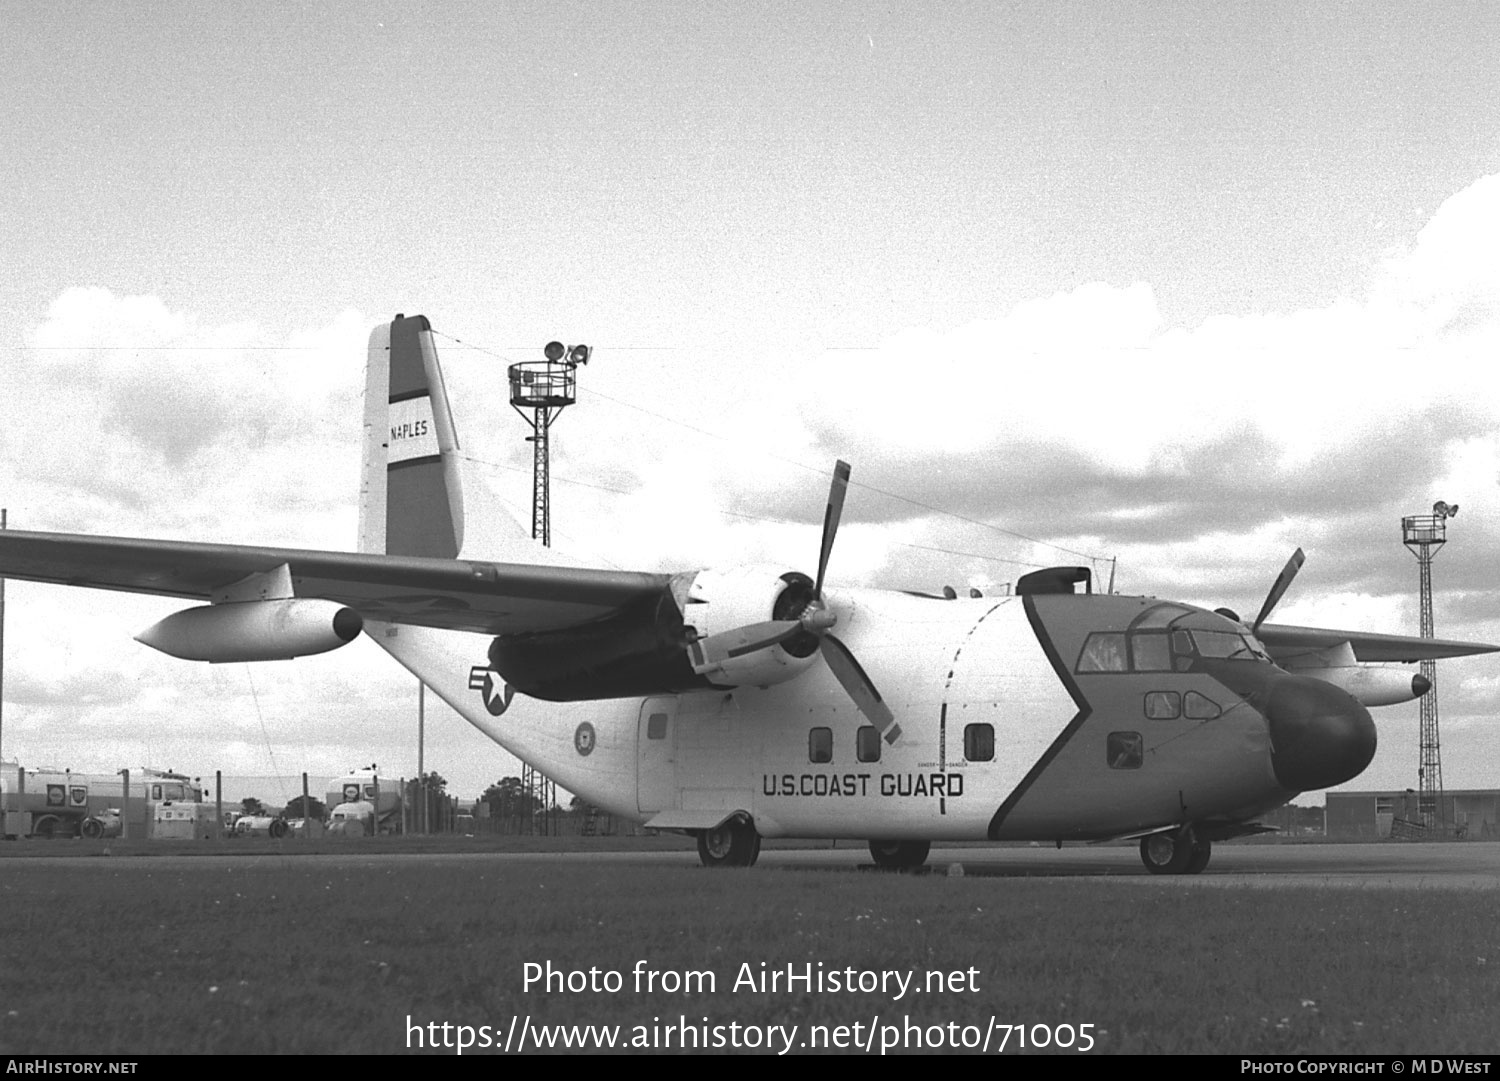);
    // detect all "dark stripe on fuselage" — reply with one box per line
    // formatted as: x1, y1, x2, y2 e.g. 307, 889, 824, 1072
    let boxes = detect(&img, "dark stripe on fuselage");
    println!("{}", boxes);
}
986, 594, 1092, 839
